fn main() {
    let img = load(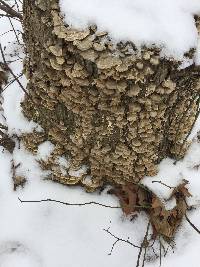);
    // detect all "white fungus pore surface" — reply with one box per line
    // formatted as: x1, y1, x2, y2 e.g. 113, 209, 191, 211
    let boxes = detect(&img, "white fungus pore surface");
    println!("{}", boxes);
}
60, 0, 200, 60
